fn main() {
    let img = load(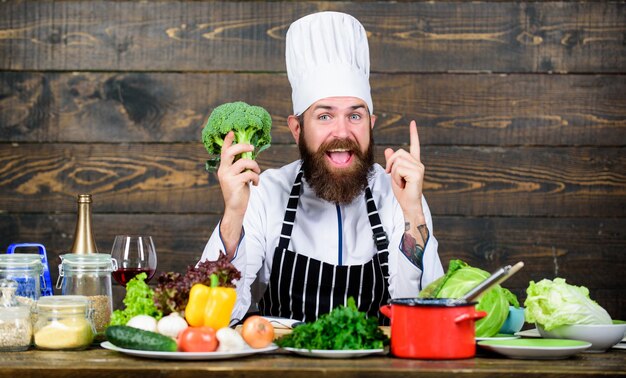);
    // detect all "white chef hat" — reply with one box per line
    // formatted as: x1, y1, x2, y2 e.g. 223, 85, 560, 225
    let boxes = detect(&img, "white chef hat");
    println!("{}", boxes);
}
286, 11, 373, 116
